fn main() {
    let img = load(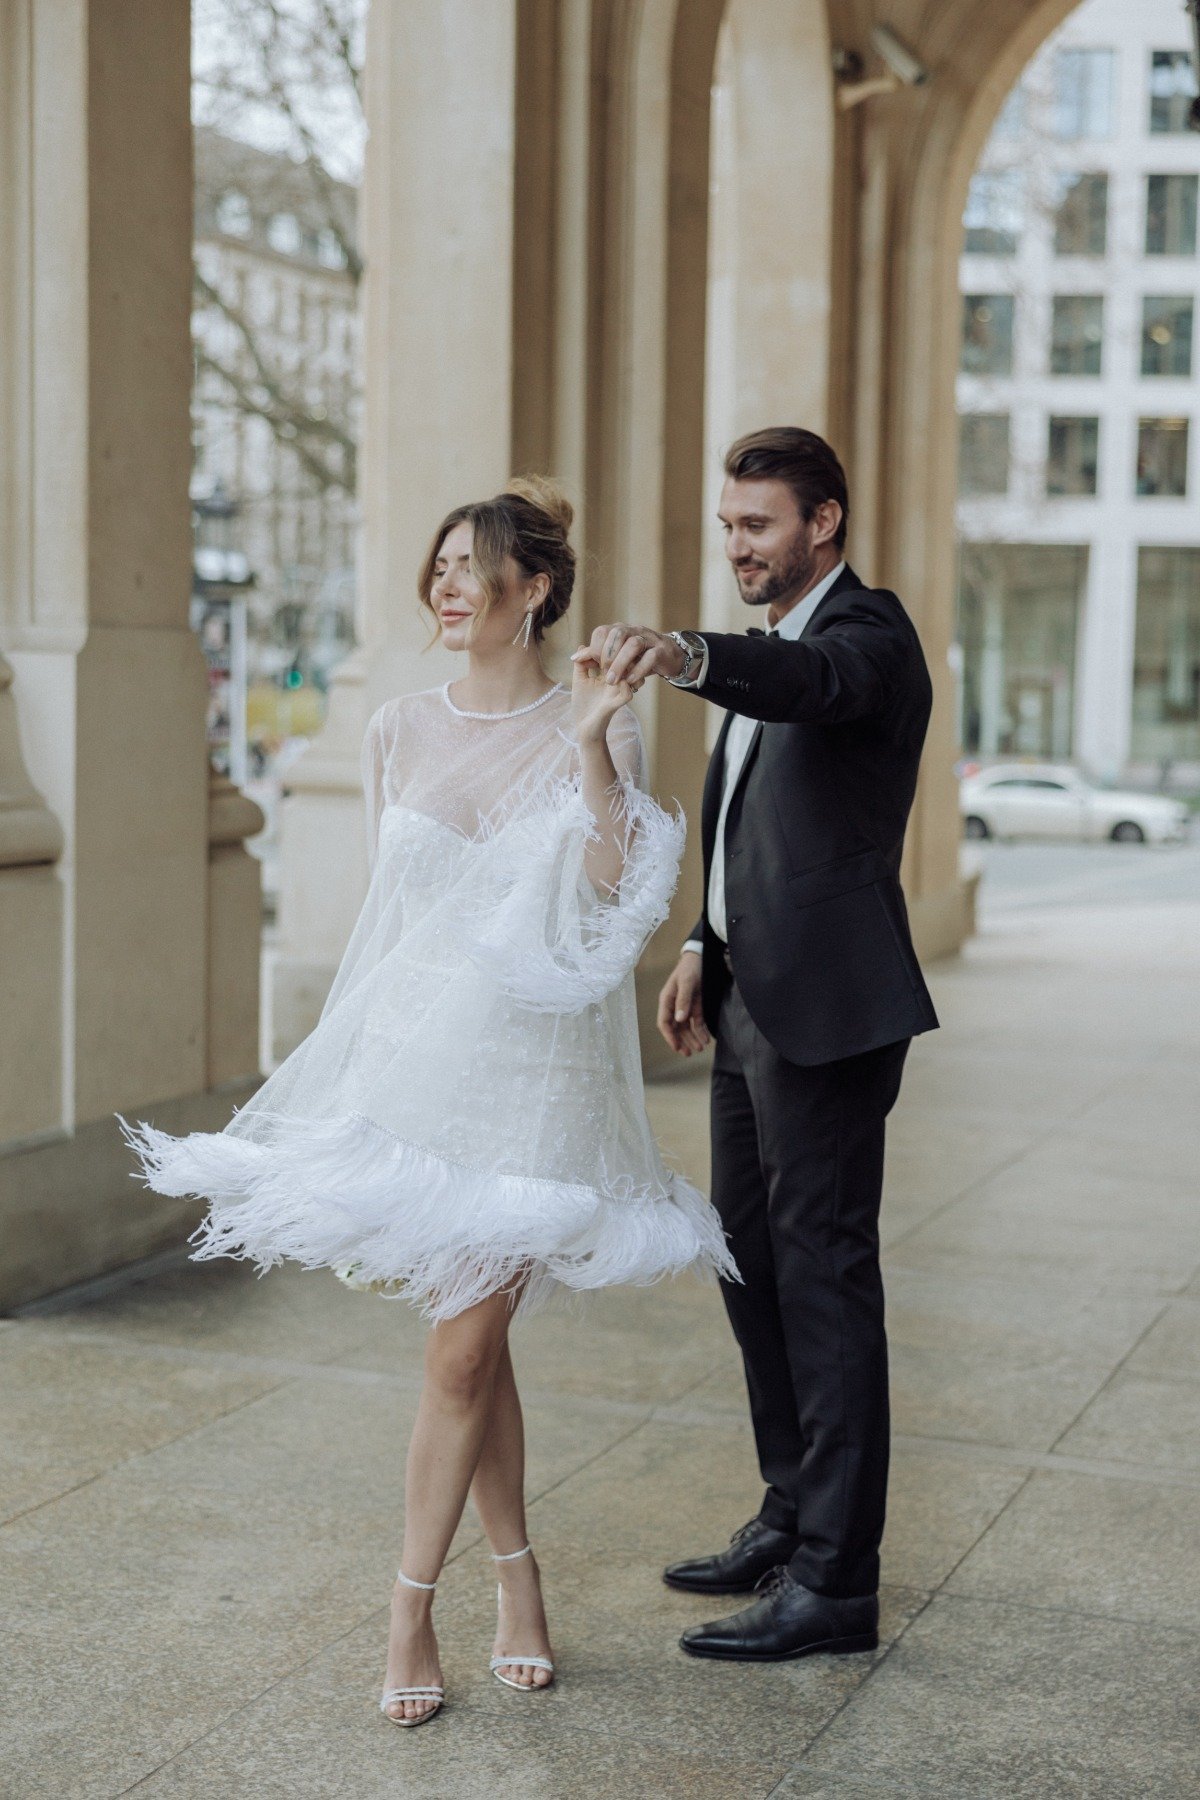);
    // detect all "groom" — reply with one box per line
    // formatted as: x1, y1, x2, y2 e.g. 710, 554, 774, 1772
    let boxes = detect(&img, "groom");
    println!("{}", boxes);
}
592, 426, 937, 1662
